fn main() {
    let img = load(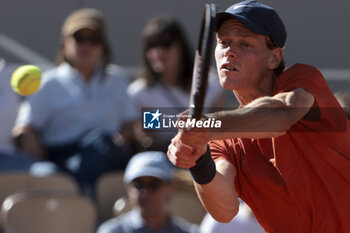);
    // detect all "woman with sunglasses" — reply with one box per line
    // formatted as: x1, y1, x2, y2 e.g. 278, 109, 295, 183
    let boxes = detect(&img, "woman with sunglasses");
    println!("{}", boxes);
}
128, 16, 225, 152
13, 8, 138, 195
